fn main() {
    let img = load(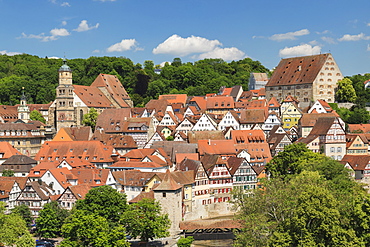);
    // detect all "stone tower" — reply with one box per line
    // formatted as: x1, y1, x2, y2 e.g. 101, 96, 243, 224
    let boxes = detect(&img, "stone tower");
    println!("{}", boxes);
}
55, 58, 75, 131
17, 87, 30, 122
153, 170, 182, 237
